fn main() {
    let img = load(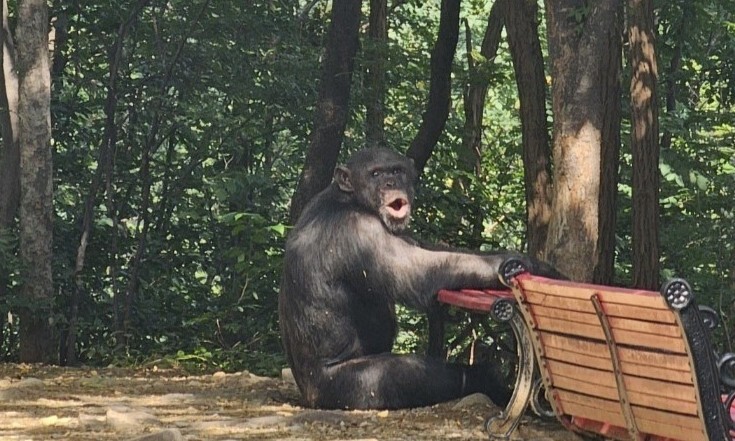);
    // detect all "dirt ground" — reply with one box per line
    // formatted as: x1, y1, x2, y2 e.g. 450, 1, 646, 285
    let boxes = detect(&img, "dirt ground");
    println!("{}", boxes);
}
0, 363, 583, 441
